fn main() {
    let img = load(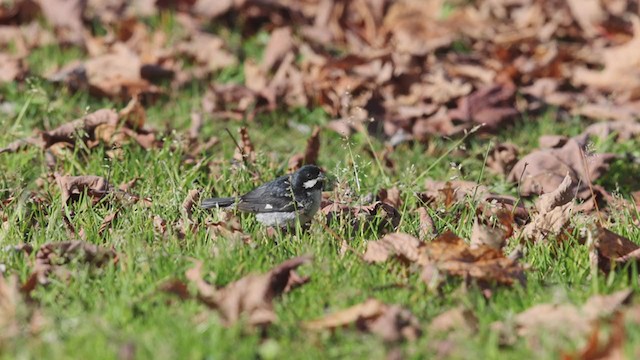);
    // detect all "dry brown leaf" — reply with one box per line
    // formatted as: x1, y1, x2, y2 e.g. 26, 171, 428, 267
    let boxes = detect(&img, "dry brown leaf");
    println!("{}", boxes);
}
428, 307, 478, 334
493, 289, 632, 347
212, 255, 312, 326
165, 256, 312, 326
418, 231, 526, 288
261, 27, 293, 72
233, 127, 256, 165
176, 32, 237, 73
98, 210, 119, 236
377, 187, 402, 209
322, 201, 400, 235
573, 16, 640, 100
508, 138, 614, 202
588, 225, 640, 274
562, 313, 625, 360
182, 189, 201, 221
0, 273, 43, 344
32, 240, 118, 283
0, 53, 26, 83
304, 298, 421, 342
43, 108, 119, 149
448, 84, 519, 132
486, 142, 519, 176
363, 233, 422, 264
417, 207, 435, 240
470, 208, 513, 250
521, 174, 574, 242
36, 0, 85, 44
55, 173, 111, 206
